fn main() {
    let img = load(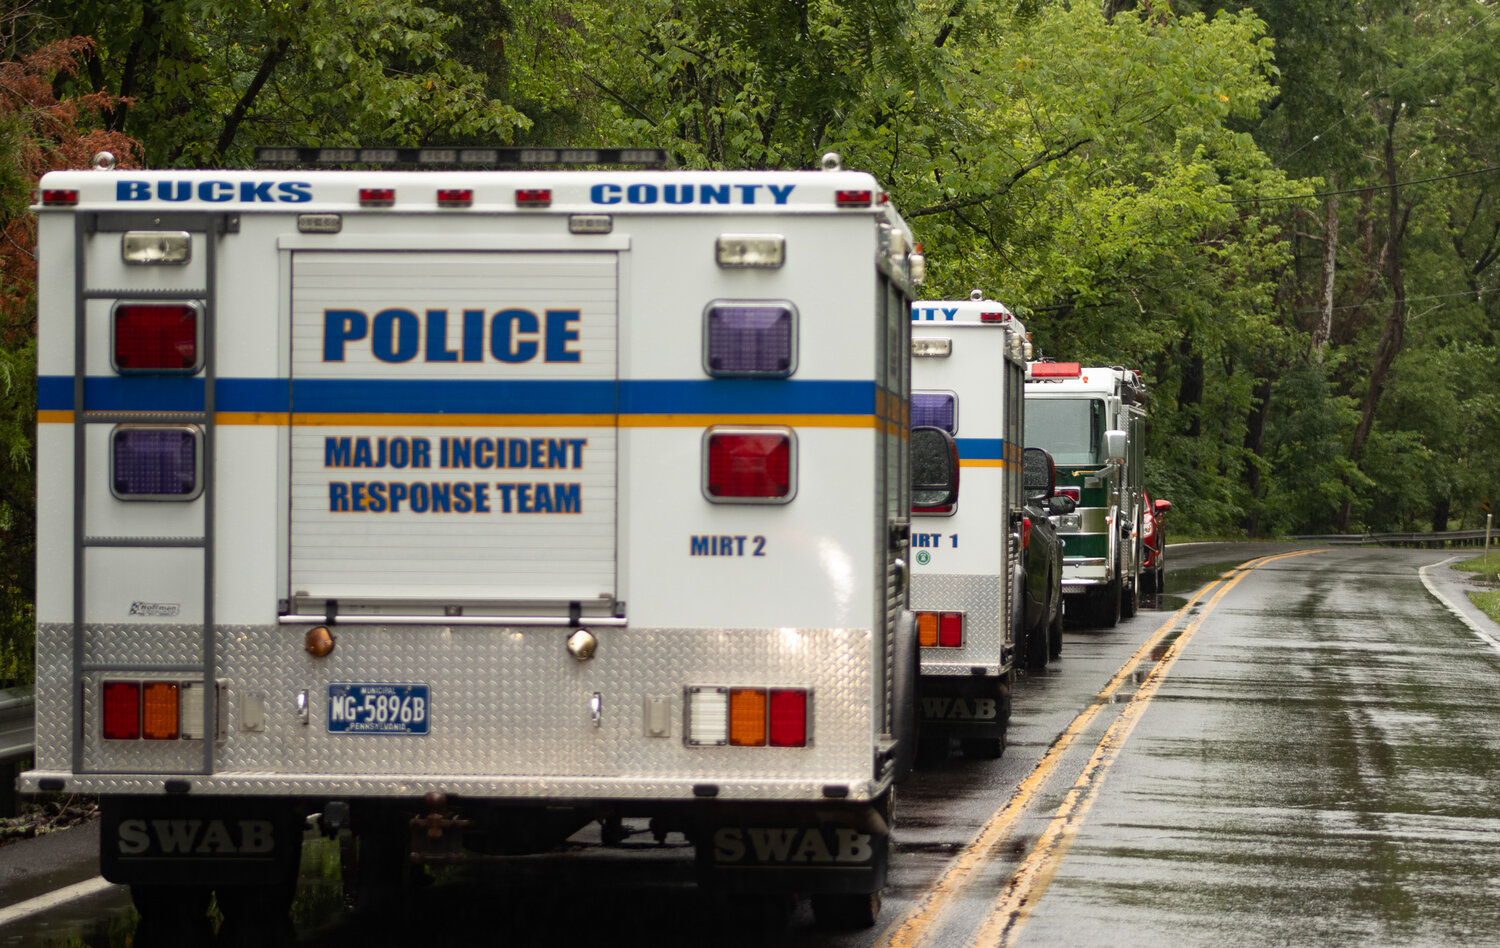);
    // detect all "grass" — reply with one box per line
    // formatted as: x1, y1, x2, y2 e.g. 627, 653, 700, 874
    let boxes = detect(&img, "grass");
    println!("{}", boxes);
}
1451, 552, 1500, 625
